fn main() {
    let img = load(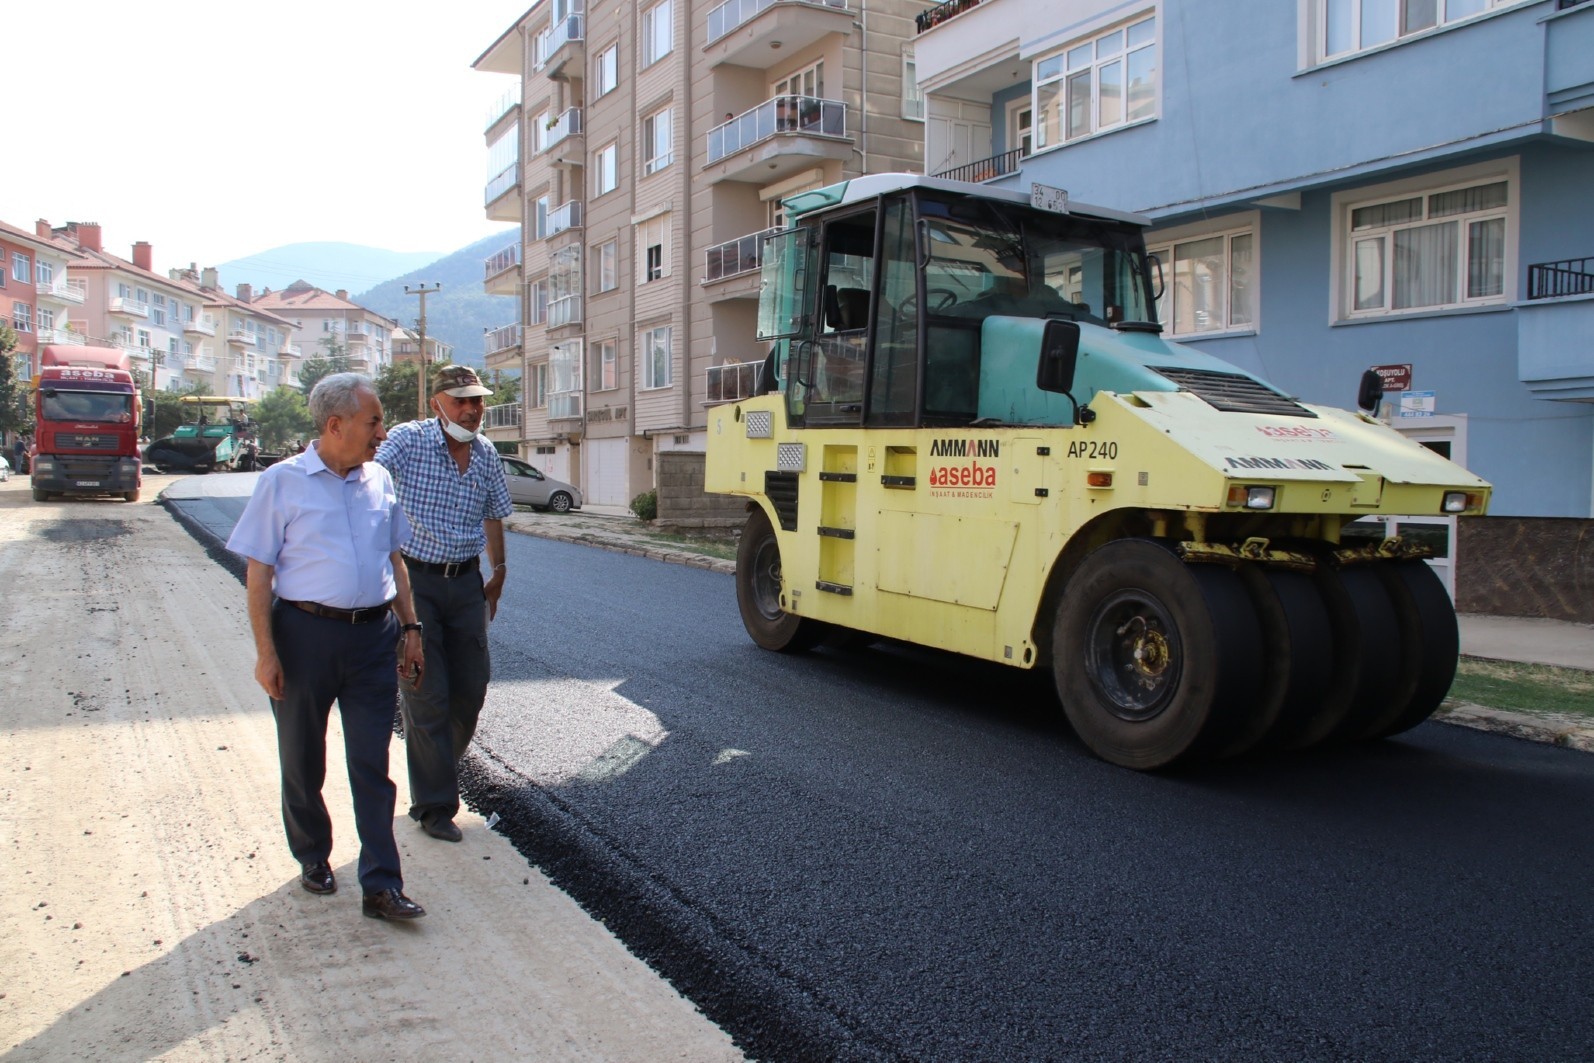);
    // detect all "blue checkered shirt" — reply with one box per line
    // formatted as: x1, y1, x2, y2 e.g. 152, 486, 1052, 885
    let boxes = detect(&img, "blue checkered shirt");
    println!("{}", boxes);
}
376, 419, 512, 565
